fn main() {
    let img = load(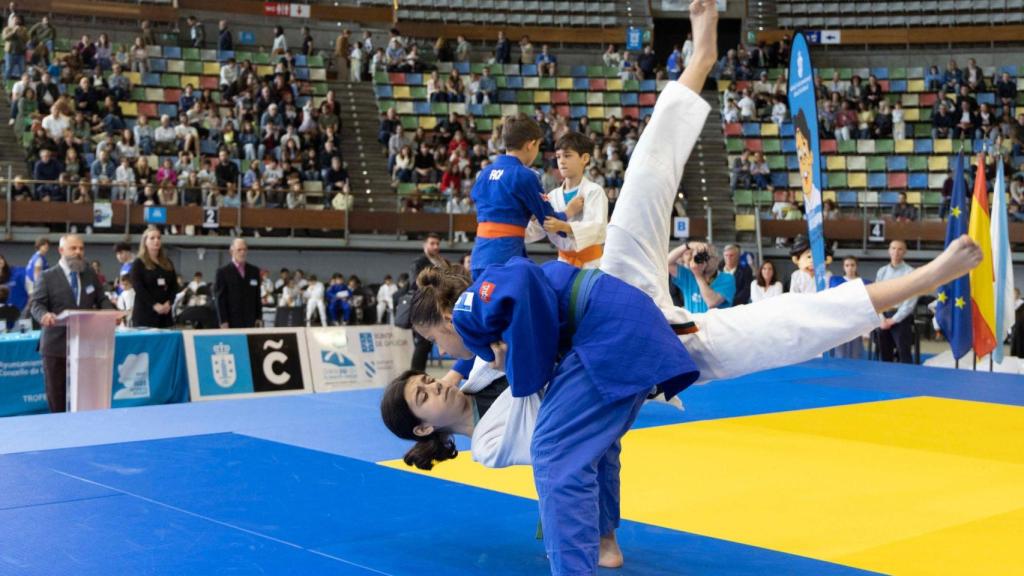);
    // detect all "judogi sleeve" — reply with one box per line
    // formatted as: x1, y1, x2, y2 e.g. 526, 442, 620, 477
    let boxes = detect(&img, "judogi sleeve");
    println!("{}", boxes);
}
453, 261, 560, 398
565, 180, 608, 251
513, 168, 567, 223
471, 388, 540, 468
680, 279, 881, 383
